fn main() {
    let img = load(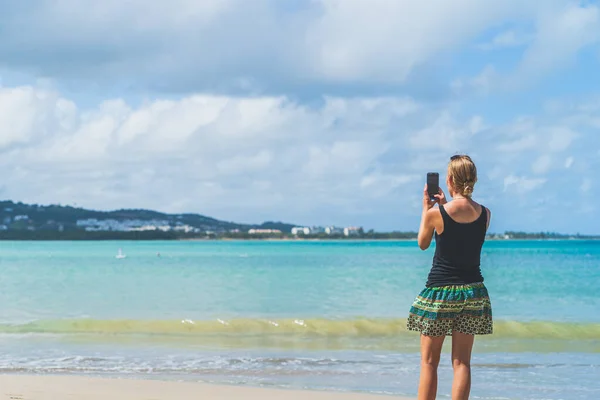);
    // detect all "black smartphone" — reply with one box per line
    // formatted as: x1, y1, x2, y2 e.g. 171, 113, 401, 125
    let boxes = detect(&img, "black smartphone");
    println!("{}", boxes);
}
427, 172, 439, 200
